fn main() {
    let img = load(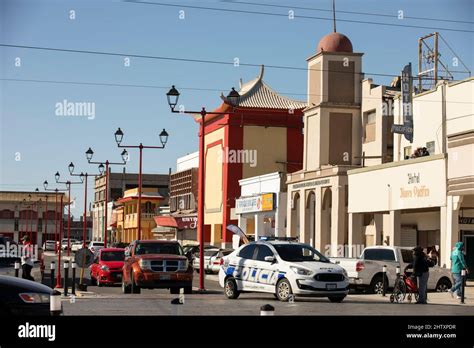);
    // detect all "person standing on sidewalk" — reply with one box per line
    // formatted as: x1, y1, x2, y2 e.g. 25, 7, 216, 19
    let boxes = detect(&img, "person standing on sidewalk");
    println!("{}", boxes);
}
20, 235, 35, 281
448, 242, 469, 300
404, 246, 435, 304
